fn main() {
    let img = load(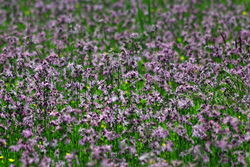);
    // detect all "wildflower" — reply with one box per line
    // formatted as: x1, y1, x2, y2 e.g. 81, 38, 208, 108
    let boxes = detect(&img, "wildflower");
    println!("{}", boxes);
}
164, 160, 167, 162
181, 56, 185, 61
101, 125, 106, 128
72, 101, 75, 103
0, 156, 3, 159
37, 145, 40, 148
238, 116, 241, 119
150, 160, 155, 164
171, 159, 183, 167
9, 159, 14, 162
162, 143, 165, 146
22, 129, 33, 138
86, 86, 89, 89
243, 11, 247, 15
195, 70, 197, 73
216, 140, 228, 150
125, 81, 128, 84
42, 109, 44, 112
33, 104, 36, 107
139, 153, 149, 160
66, 153, 70, 155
